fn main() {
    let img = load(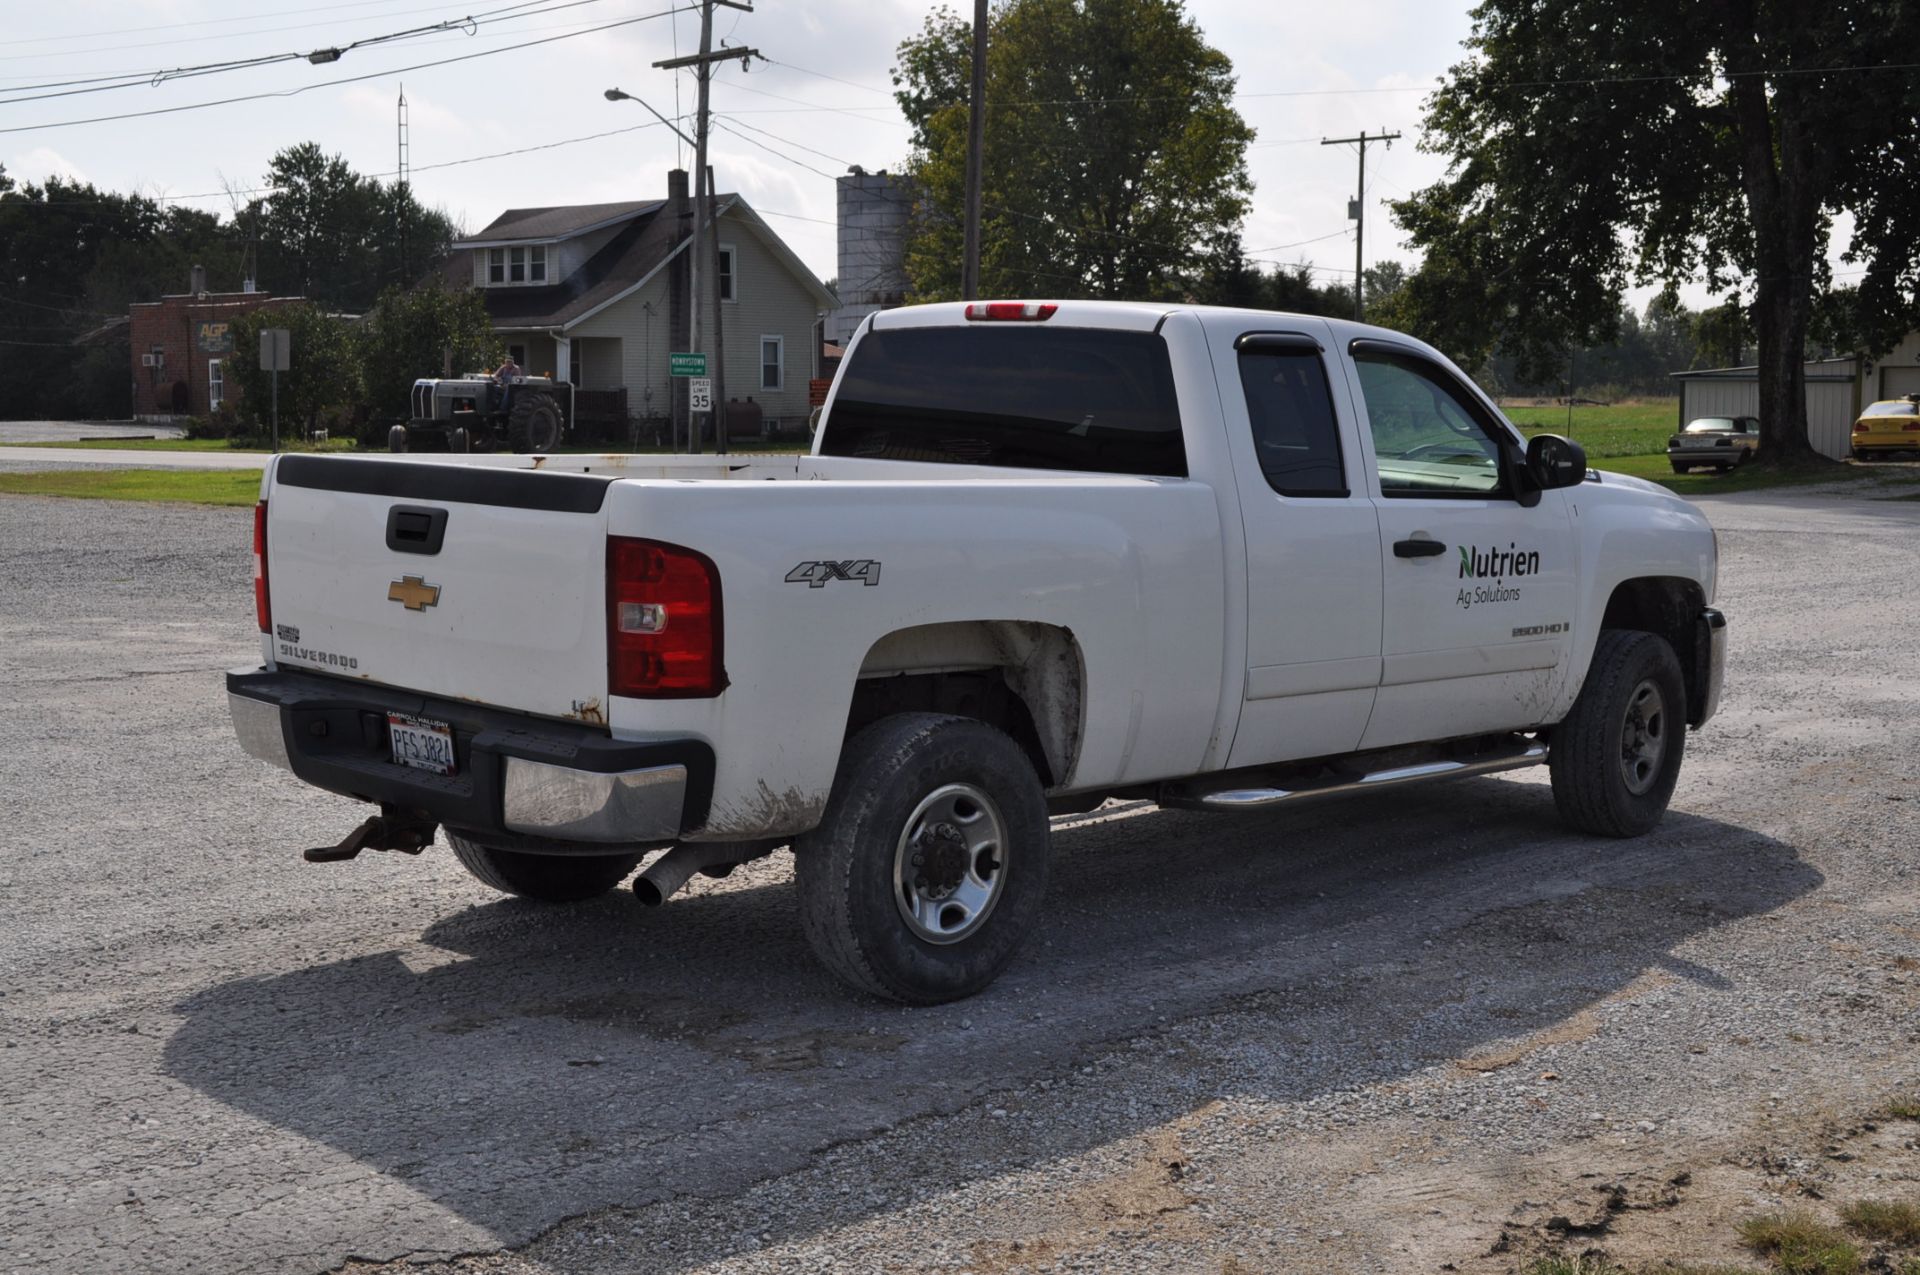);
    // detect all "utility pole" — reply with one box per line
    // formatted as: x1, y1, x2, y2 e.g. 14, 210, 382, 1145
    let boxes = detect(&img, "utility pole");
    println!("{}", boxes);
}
708, 162, 728, 456
655, 1, 755, 452
961, 0, 988, 300
1321, 128, 1399, 322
